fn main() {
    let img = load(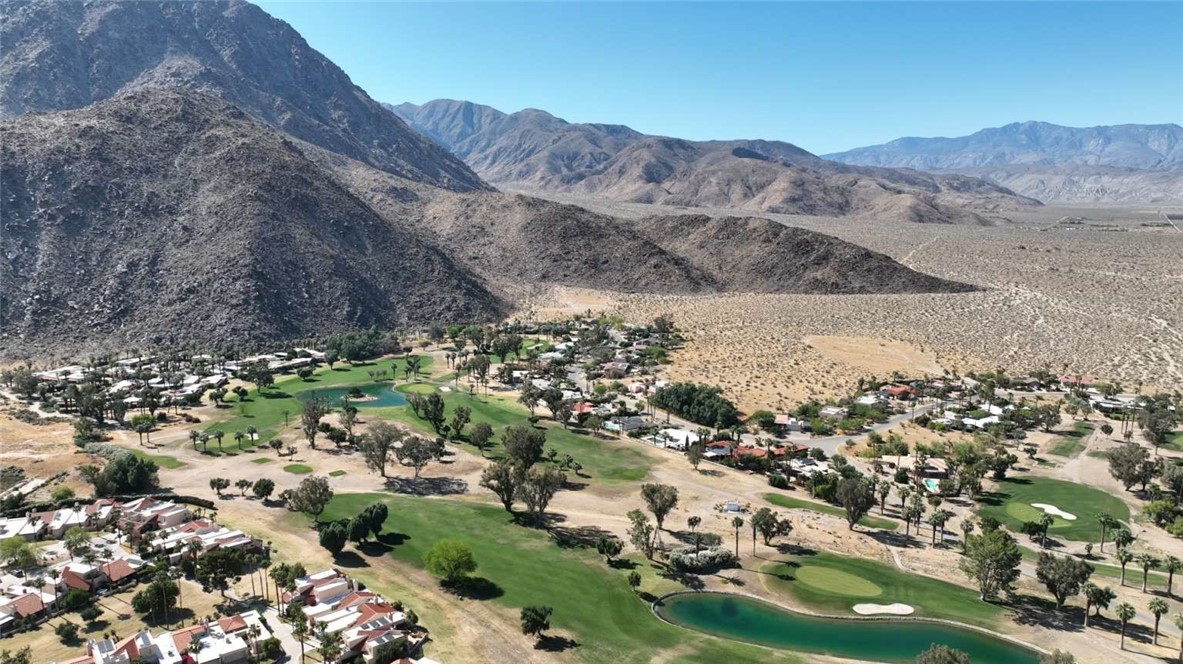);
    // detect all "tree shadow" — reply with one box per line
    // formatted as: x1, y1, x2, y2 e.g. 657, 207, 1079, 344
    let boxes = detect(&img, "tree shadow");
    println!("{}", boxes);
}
383, 476, 468, 496
332, 551, 370, 569
83, 619, 111, 633
608, 559, 638, 570
534, 635, 580, 652
262, 391, 292, 400
376, 531, 410, 547
1008, 594, 1084, 631
867, 530, 925, 549
697, 469, 724, 478
357, 540, 394, 557
561, 478, 588, 492
548, 524, 614, 549
448, 576, 503, 601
